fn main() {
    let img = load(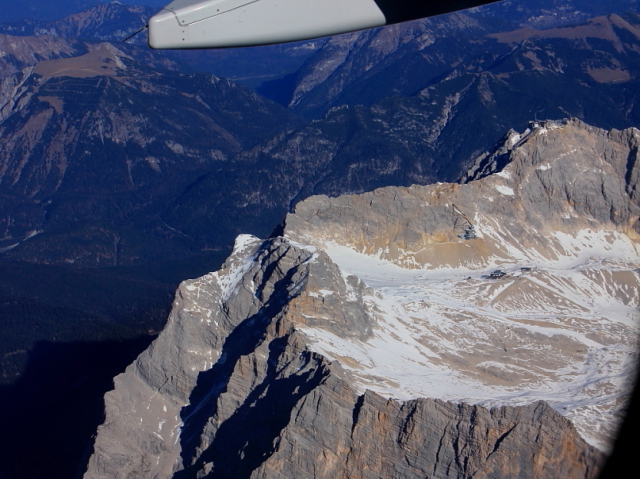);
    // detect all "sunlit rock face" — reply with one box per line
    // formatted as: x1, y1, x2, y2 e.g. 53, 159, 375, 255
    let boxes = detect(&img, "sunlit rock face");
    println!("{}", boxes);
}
85, 119, 640, 478
287, 119, 640, 270
285, 119, 640, 450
